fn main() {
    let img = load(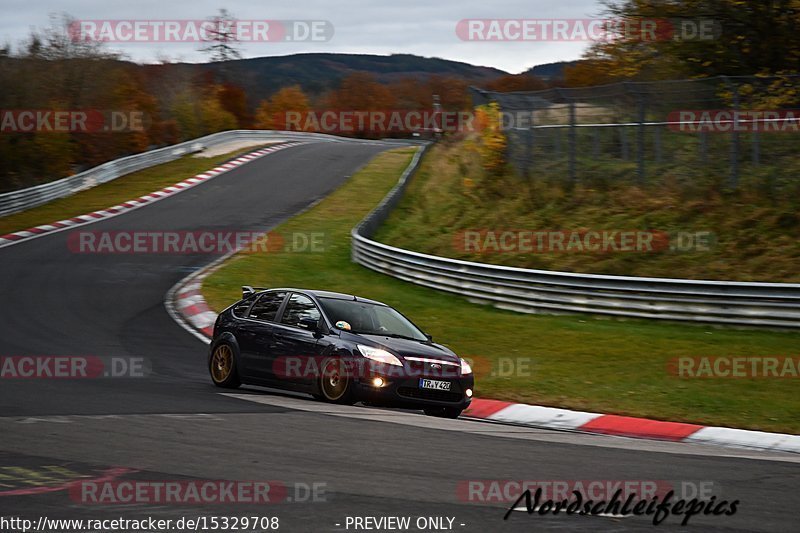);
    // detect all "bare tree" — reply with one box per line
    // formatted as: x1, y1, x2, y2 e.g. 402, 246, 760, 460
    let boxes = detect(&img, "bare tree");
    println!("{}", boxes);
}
199, 9, 242, 63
